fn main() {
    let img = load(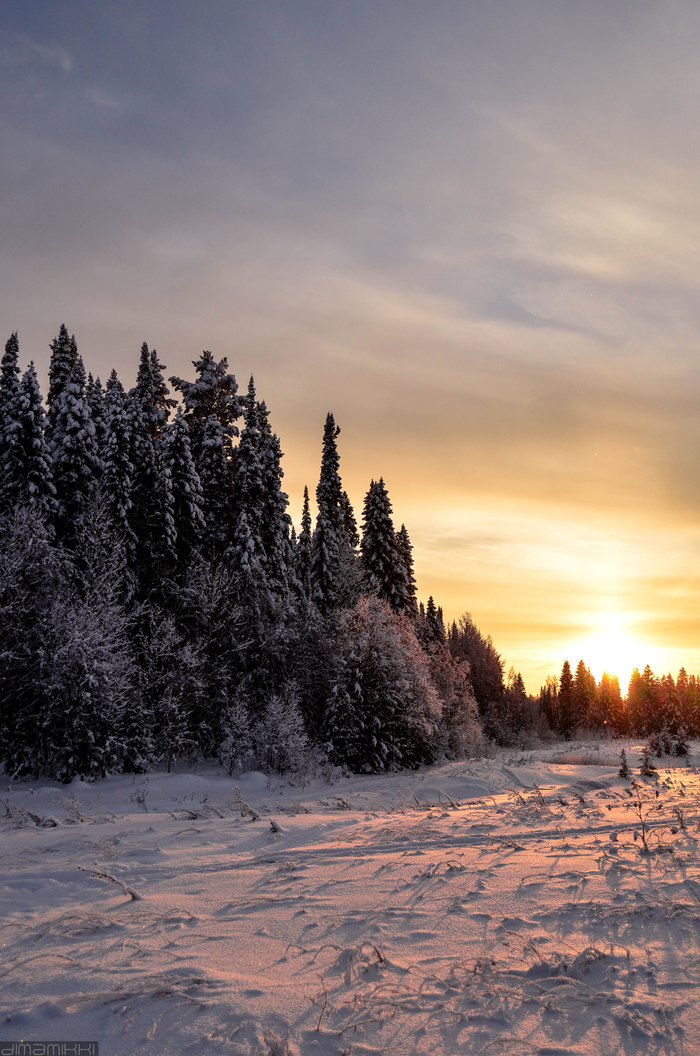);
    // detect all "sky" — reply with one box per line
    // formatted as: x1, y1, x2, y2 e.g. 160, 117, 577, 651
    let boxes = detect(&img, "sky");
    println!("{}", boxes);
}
2, 1, 700, 691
